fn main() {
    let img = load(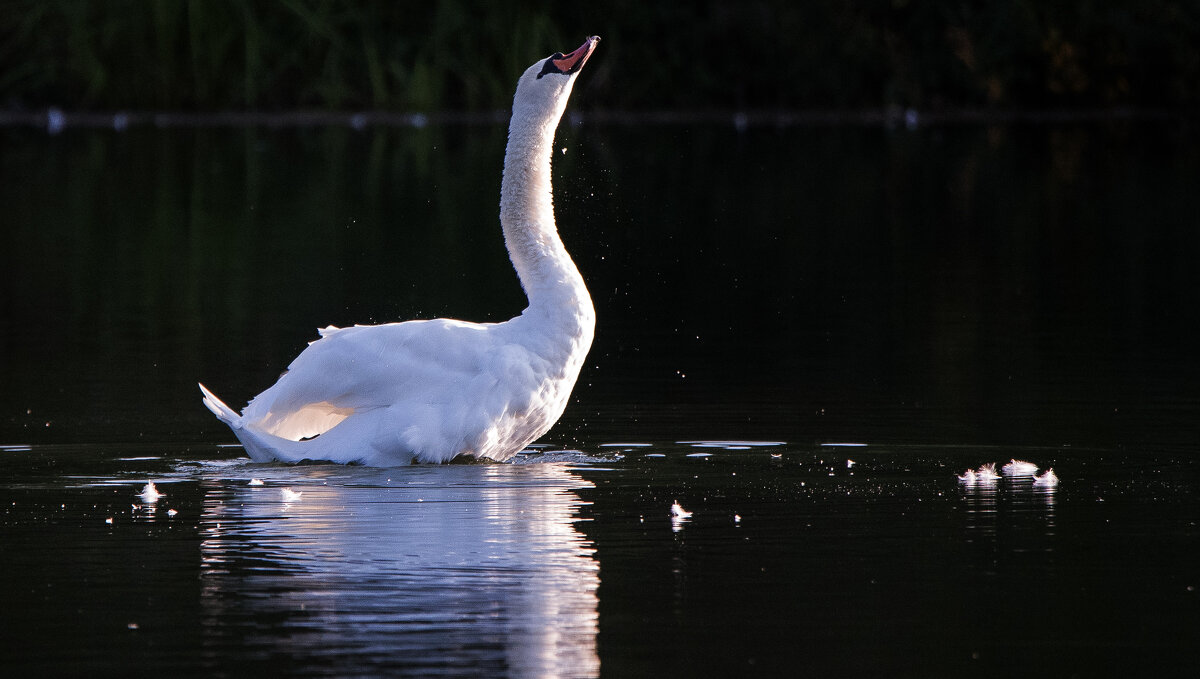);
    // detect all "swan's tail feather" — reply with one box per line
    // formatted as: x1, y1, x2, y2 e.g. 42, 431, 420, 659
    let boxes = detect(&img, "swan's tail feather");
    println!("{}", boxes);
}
198, 383, 240, 426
